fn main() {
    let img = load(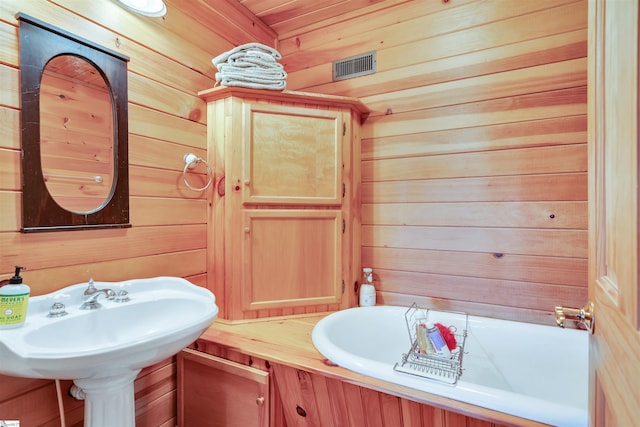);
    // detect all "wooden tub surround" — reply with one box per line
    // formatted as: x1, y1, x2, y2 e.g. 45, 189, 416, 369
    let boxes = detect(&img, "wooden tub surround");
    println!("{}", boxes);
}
178, 315, 550, 427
